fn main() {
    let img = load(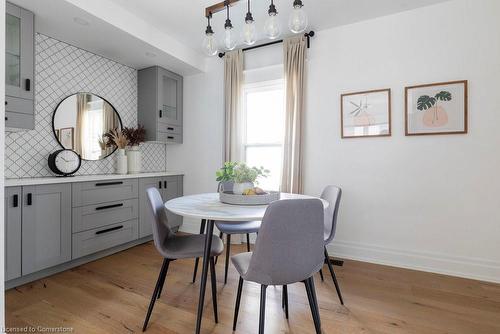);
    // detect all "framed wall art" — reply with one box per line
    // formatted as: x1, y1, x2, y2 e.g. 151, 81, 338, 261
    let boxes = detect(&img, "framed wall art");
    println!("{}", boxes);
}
341, 88, 391, 138
58, 127, 75, 149
405, 80, 467, 136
